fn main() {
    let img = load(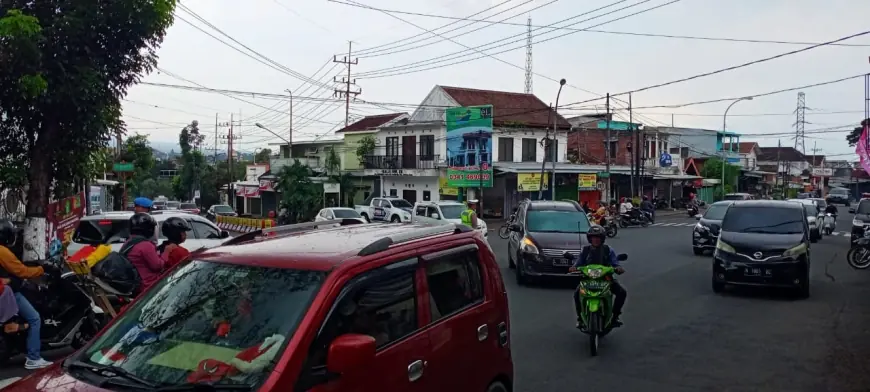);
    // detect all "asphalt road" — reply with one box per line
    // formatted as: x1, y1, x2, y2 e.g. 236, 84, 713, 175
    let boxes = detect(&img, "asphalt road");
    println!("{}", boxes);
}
500, 211, 870, 392
3, 210, 870, 391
